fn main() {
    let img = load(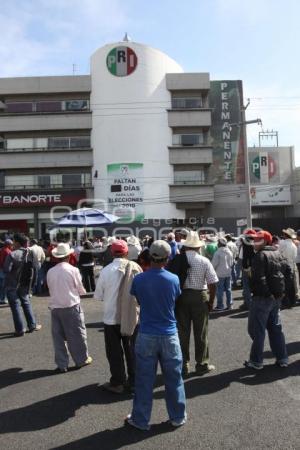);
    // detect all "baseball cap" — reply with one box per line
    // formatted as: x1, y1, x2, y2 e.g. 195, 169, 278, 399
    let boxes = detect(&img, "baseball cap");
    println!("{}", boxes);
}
149, 240, 171, 261
111, 240, 128, 256
244, 229, 257, 236
4, 239, 13, 245
254, 230, 272, 245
